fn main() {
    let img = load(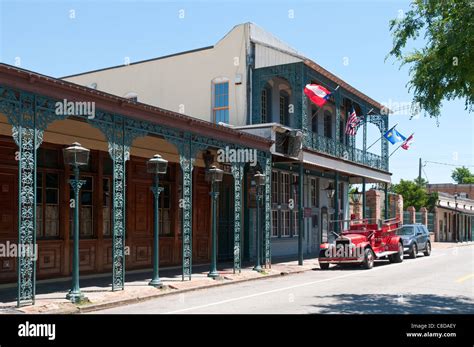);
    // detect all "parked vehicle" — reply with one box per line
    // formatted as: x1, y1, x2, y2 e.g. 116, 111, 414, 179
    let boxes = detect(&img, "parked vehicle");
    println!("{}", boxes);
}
396, 224, 431, 258
319, 218, 404, 270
